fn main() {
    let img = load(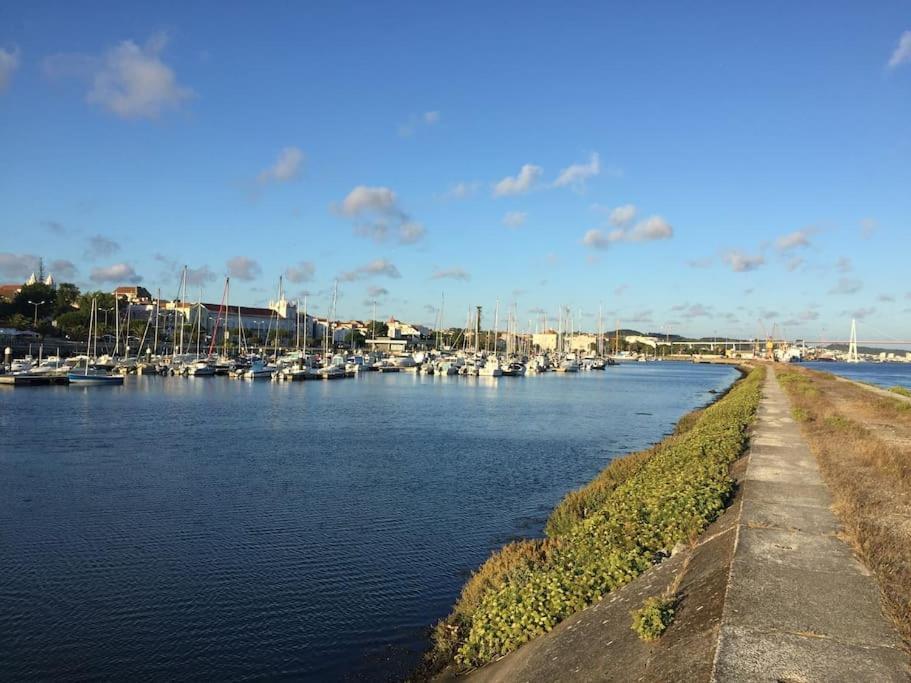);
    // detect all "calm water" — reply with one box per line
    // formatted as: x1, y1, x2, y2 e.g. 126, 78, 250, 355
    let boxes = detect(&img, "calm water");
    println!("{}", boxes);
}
1, 362, 737, 681
802, 361, 911, 390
